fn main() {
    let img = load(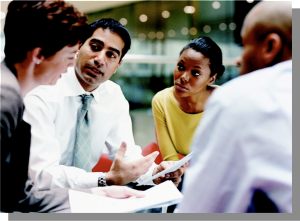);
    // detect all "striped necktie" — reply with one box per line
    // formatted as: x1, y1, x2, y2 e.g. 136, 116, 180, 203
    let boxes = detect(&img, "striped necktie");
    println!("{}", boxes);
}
73, 94, 94, 171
